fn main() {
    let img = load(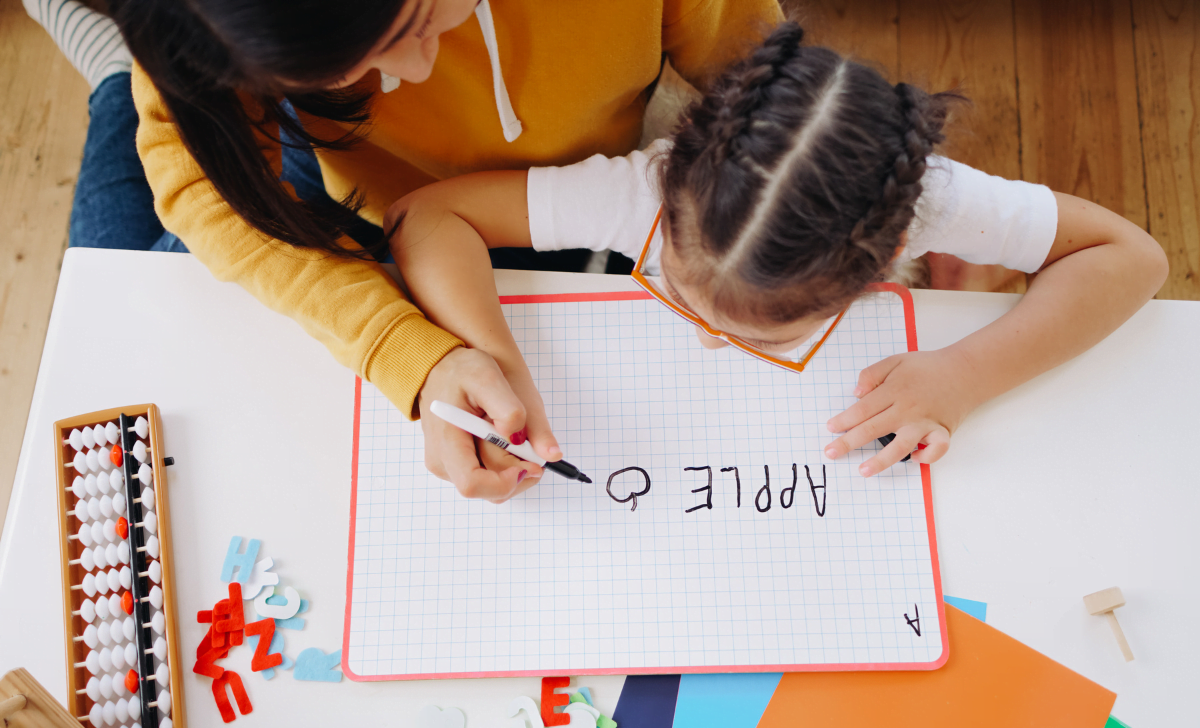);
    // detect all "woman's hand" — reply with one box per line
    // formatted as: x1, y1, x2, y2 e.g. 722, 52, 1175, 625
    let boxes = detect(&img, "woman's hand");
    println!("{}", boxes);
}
822, 348, 982, 476
418, 347, 561, 502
